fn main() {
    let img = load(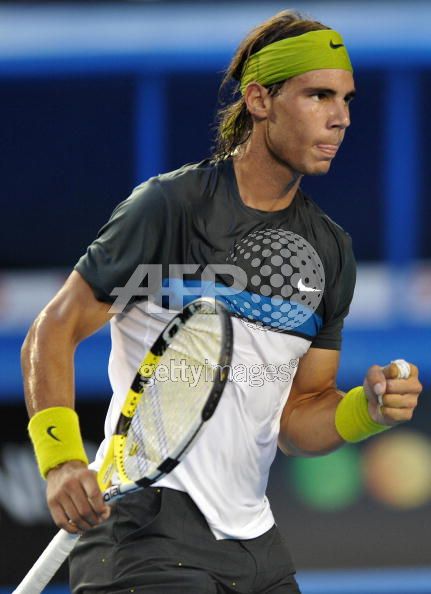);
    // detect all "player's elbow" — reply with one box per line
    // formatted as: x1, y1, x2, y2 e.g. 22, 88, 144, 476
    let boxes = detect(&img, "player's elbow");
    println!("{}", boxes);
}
22, 302, 80, 364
